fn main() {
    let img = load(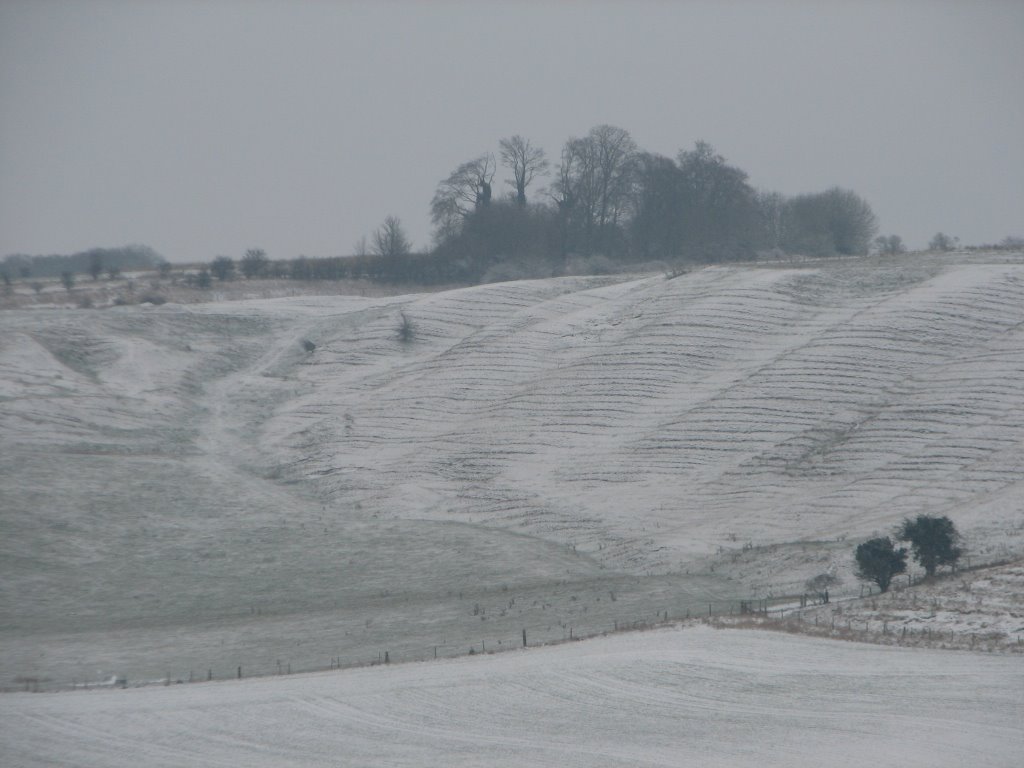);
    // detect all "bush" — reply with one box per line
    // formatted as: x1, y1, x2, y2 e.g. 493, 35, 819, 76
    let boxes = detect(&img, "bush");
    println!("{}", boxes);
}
396, 311, 415, 344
